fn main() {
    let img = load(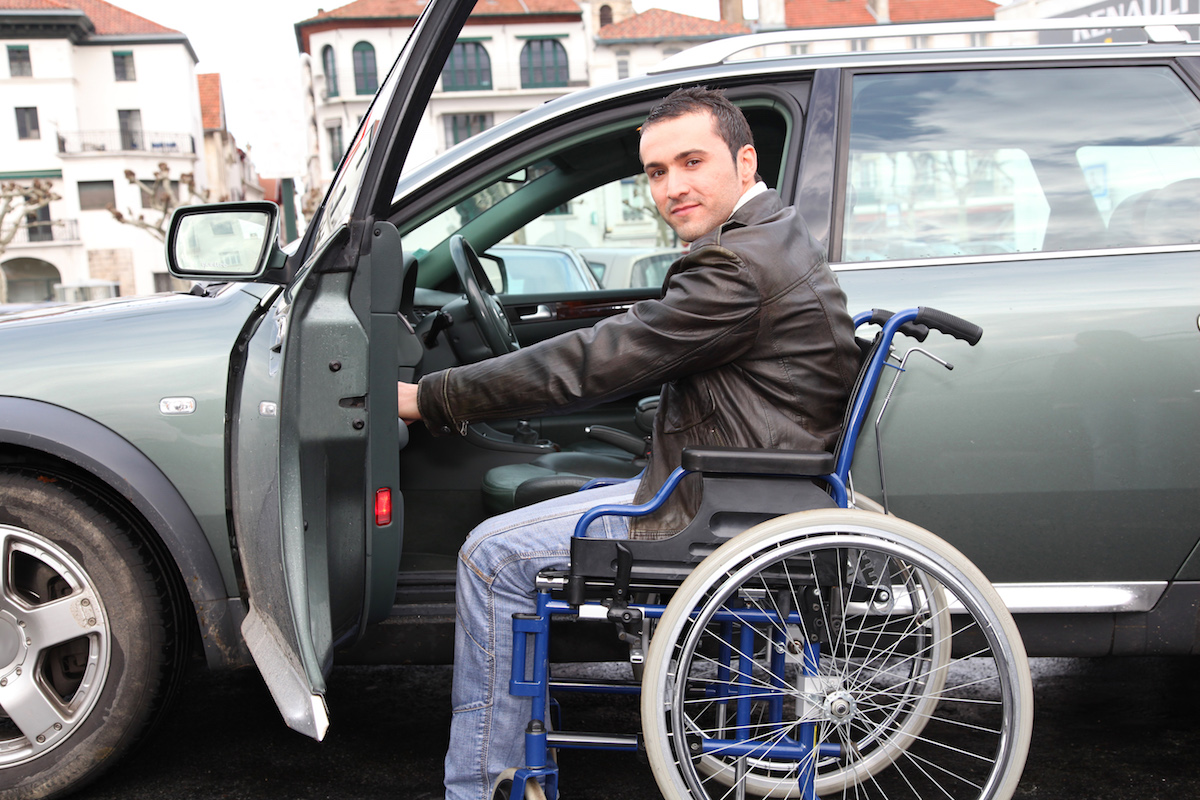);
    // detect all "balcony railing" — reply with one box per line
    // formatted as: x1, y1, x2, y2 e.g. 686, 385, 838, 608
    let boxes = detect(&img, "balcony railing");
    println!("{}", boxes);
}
10, 219, 80, 245
57, 131, 196, 156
